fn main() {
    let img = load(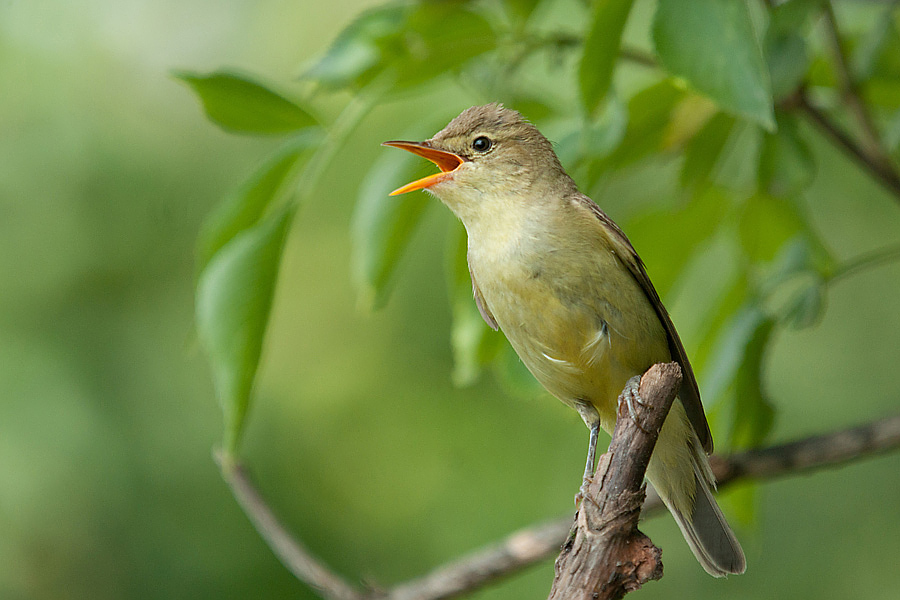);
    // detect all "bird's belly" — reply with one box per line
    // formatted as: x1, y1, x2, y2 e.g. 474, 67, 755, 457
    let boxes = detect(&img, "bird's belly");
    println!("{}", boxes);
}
483, 272, 666, 424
